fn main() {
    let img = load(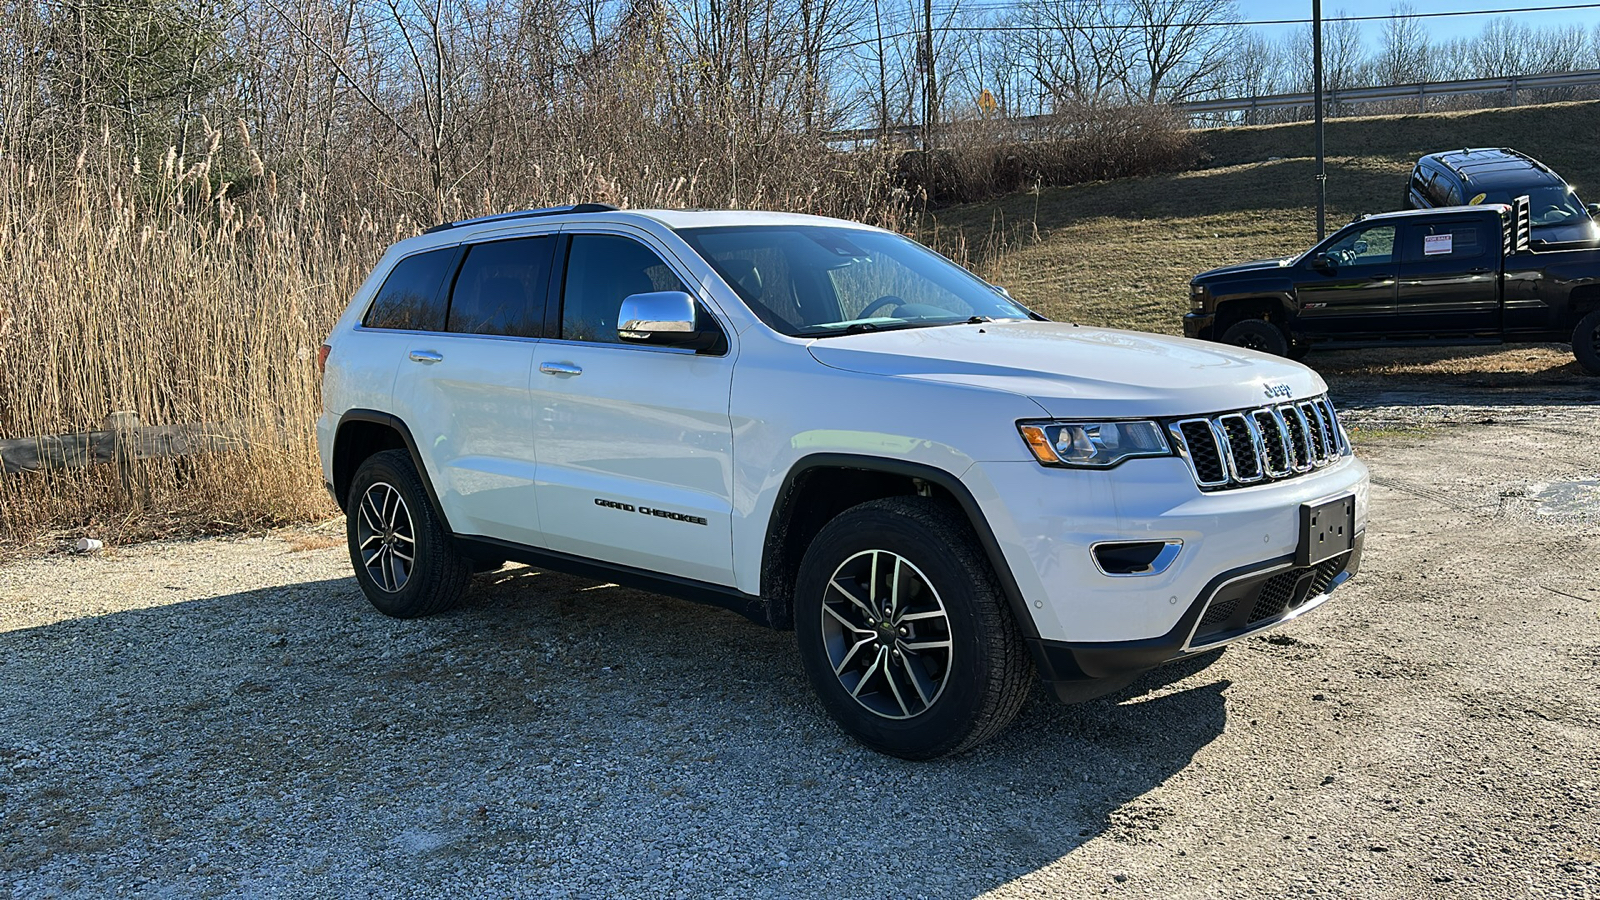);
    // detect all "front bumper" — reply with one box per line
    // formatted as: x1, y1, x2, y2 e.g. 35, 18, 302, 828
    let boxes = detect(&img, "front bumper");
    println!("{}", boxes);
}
961, 454, 1370, 690
1031, 533, 1362, 701
1182, 311, 1215, 340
